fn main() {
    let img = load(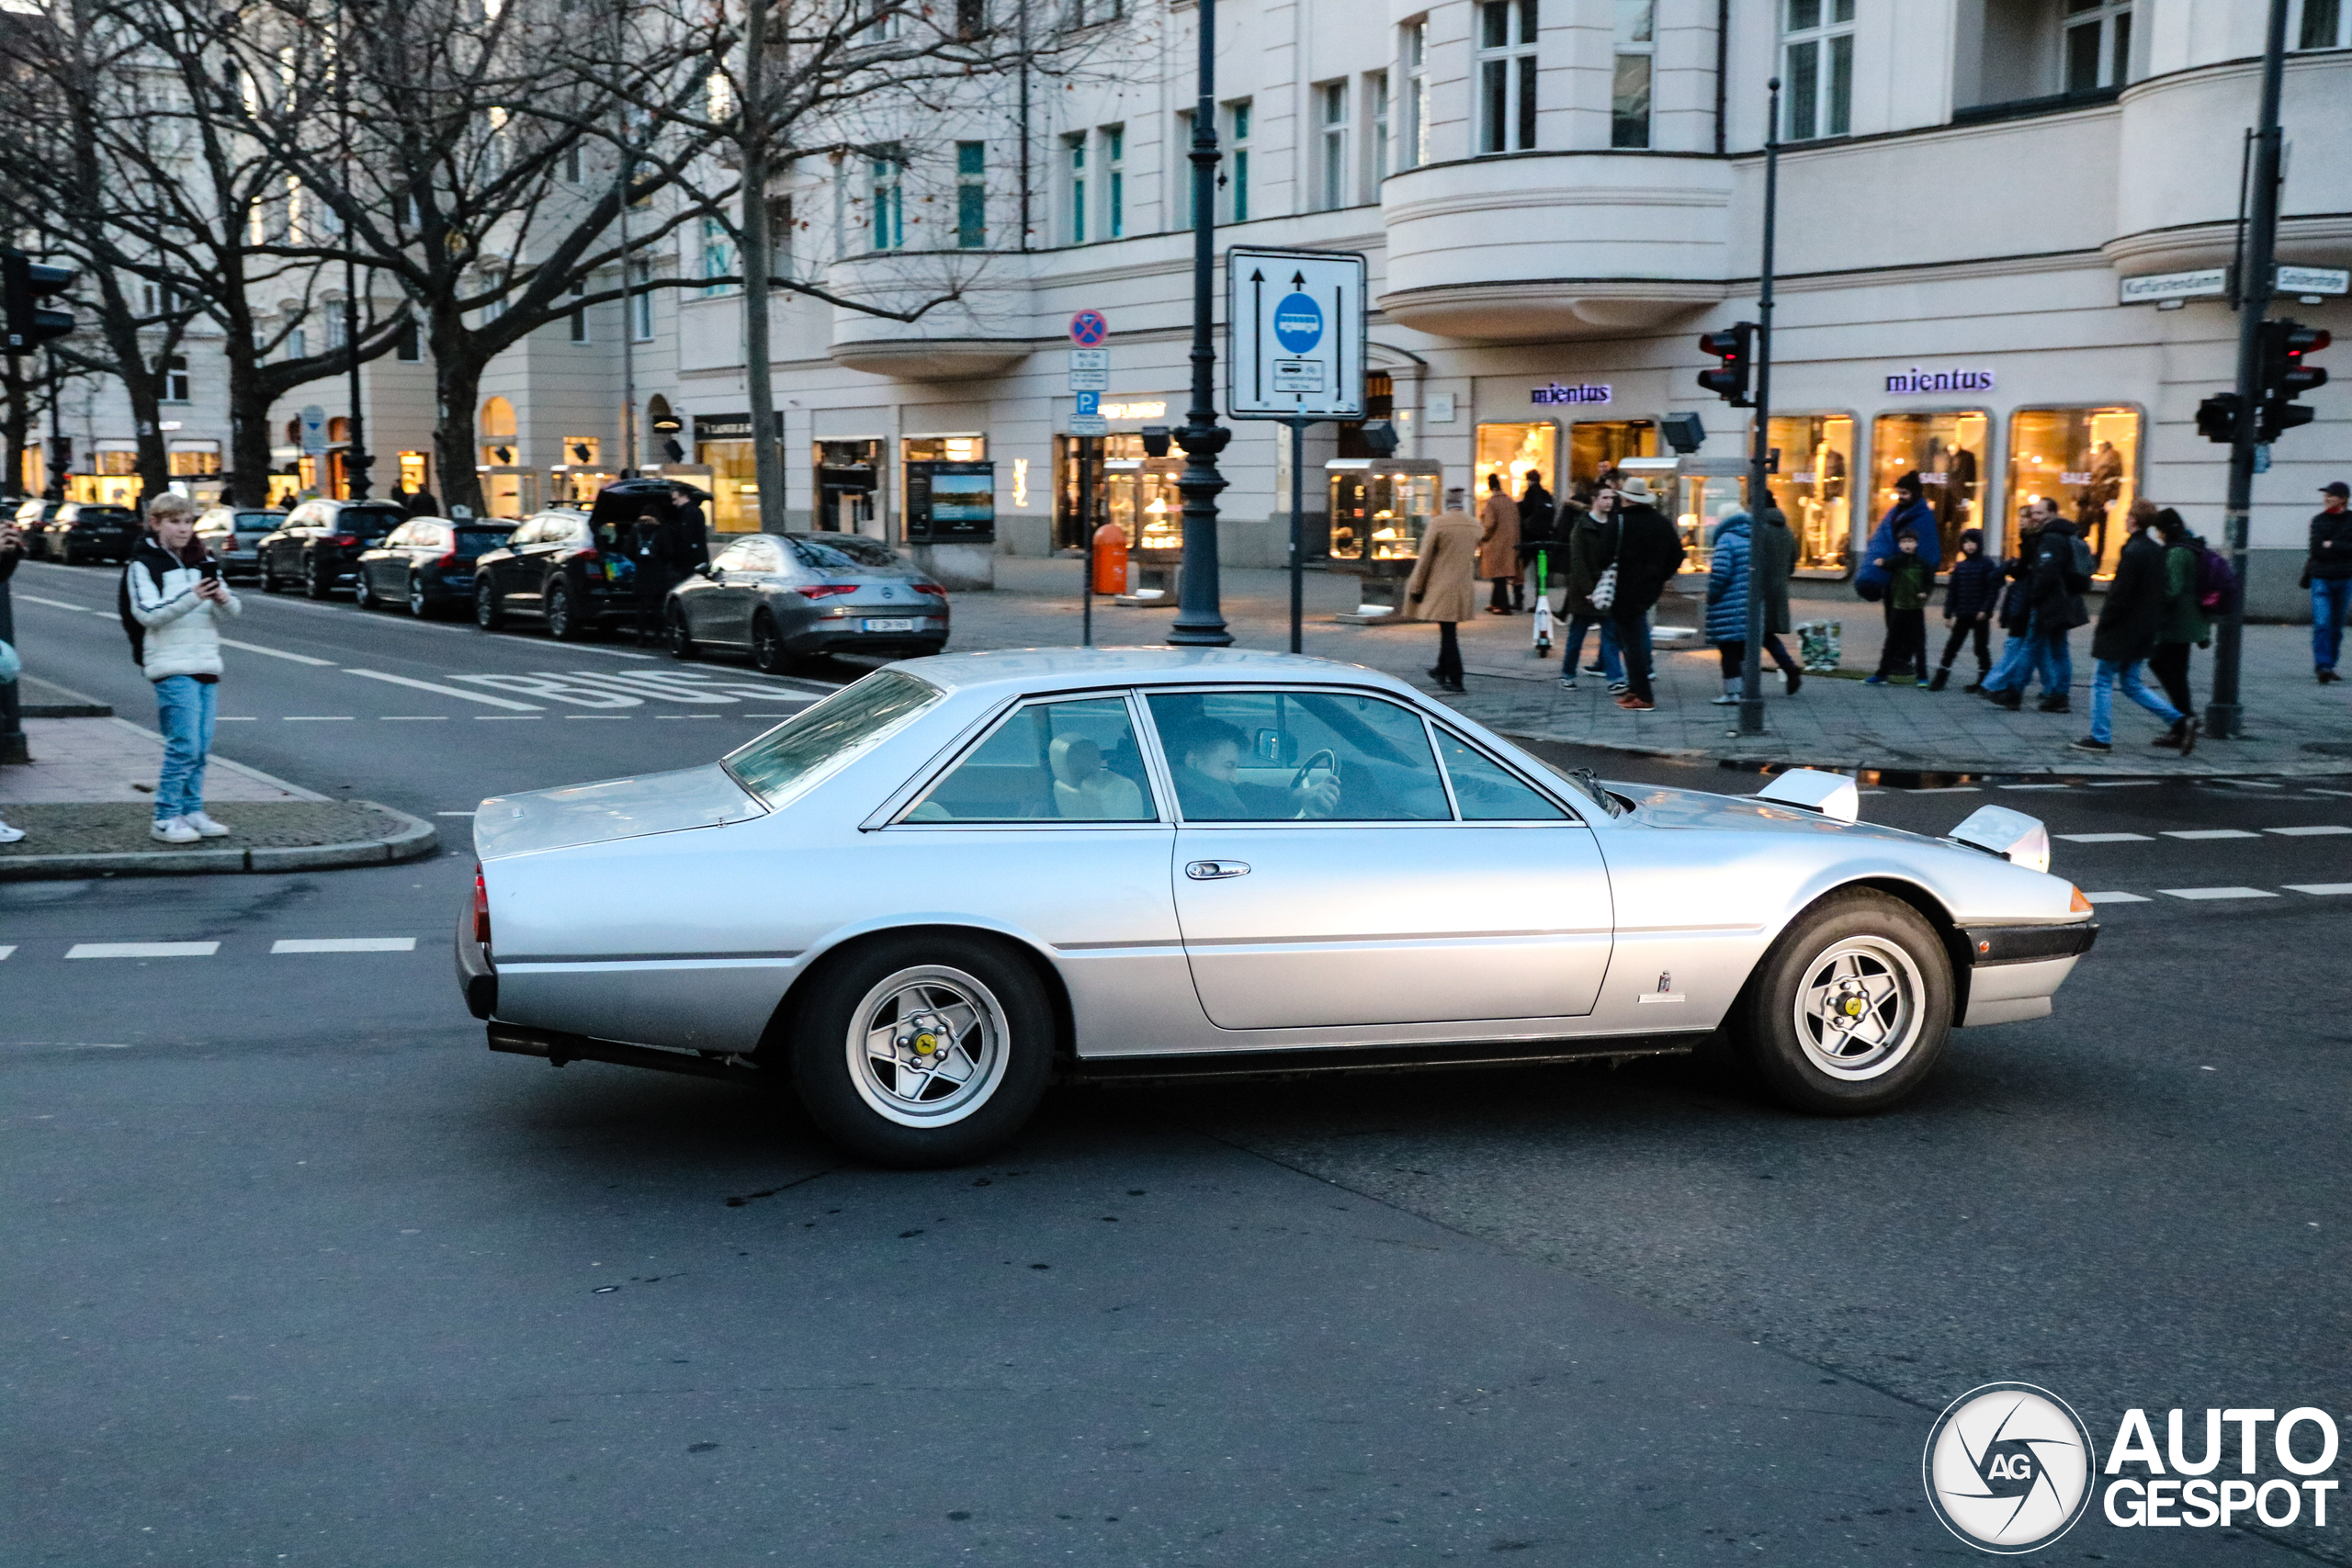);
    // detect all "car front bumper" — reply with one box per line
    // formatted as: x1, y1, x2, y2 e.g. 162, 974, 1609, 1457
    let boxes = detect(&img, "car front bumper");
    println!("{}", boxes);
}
1956, 919, 2098, 1028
